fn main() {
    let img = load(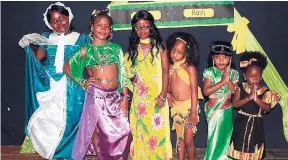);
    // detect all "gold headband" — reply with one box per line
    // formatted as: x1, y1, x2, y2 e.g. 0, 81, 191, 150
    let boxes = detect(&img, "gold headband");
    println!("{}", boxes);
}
176, 37, 186, 44
90, 8, 110, 27
91, 8, 109, 17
